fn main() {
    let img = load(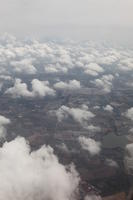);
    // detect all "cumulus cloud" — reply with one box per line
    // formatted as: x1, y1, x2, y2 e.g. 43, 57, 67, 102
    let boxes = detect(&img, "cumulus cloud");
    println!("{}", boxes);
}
45, 63, 68, 74
92, 74, 114, 93
124, 143, 133, 175
125, 108, 133, 121
78, 136, 101, 156
5, 78, 56, 98
85, 125, 101, 133
84, 195, 102, 200
118, 58, 133, 72
56, 143, 69, 153
31, 79, 56, 97
105, 159, 118, 168
10, 58, 37, 75
103, 105, 113, 112
0, 115, 10, 139
84, 63, 104, 76
54, 80, 81, 91
0, 136, 80, 200
0, 75, 12, 80
55, 105, 95, 127
5, 79, 32, 98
